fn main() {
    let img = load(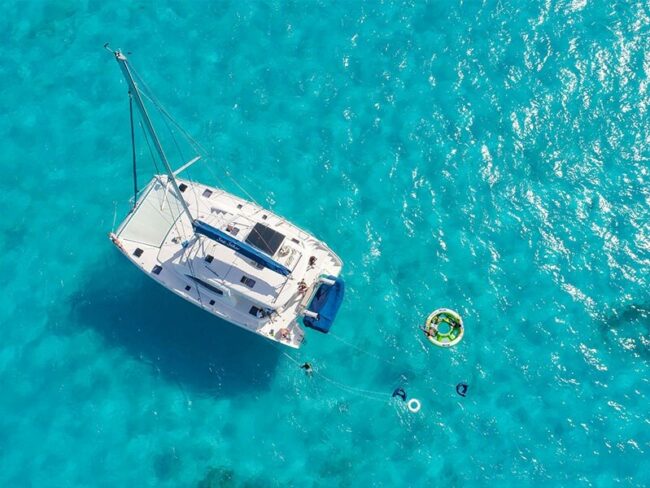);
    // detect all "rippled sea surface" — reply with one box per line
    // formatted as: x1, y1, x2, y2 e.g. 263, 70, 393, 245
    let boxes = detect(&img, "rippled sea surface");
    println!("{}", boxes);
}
1, 0, 649, 486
